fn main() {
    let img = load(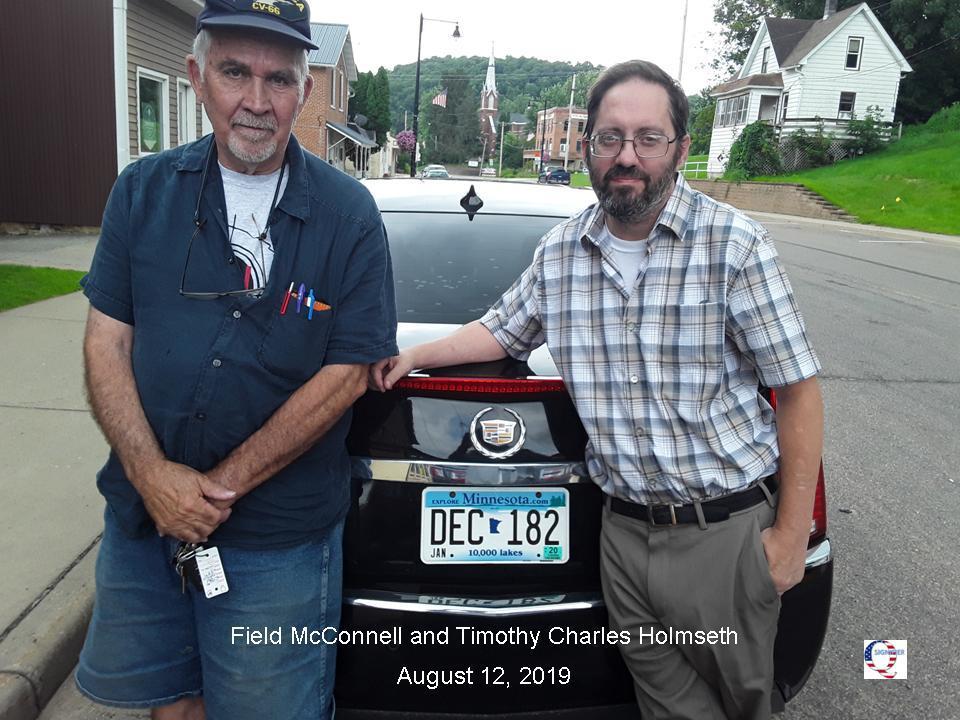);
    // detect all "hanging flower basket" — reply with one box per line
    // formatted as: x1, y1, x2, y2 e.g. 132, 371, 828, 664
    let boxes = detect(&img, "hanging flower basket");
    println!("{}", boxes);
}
396, 130, 416, 153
